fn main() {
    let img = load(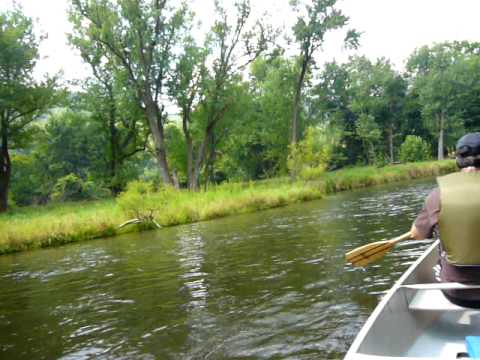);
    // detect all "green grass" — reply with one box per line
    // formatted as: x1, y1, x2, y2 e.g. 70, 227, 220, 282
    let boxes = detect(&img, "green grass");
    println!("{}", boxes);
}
0, 160, 456, 255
